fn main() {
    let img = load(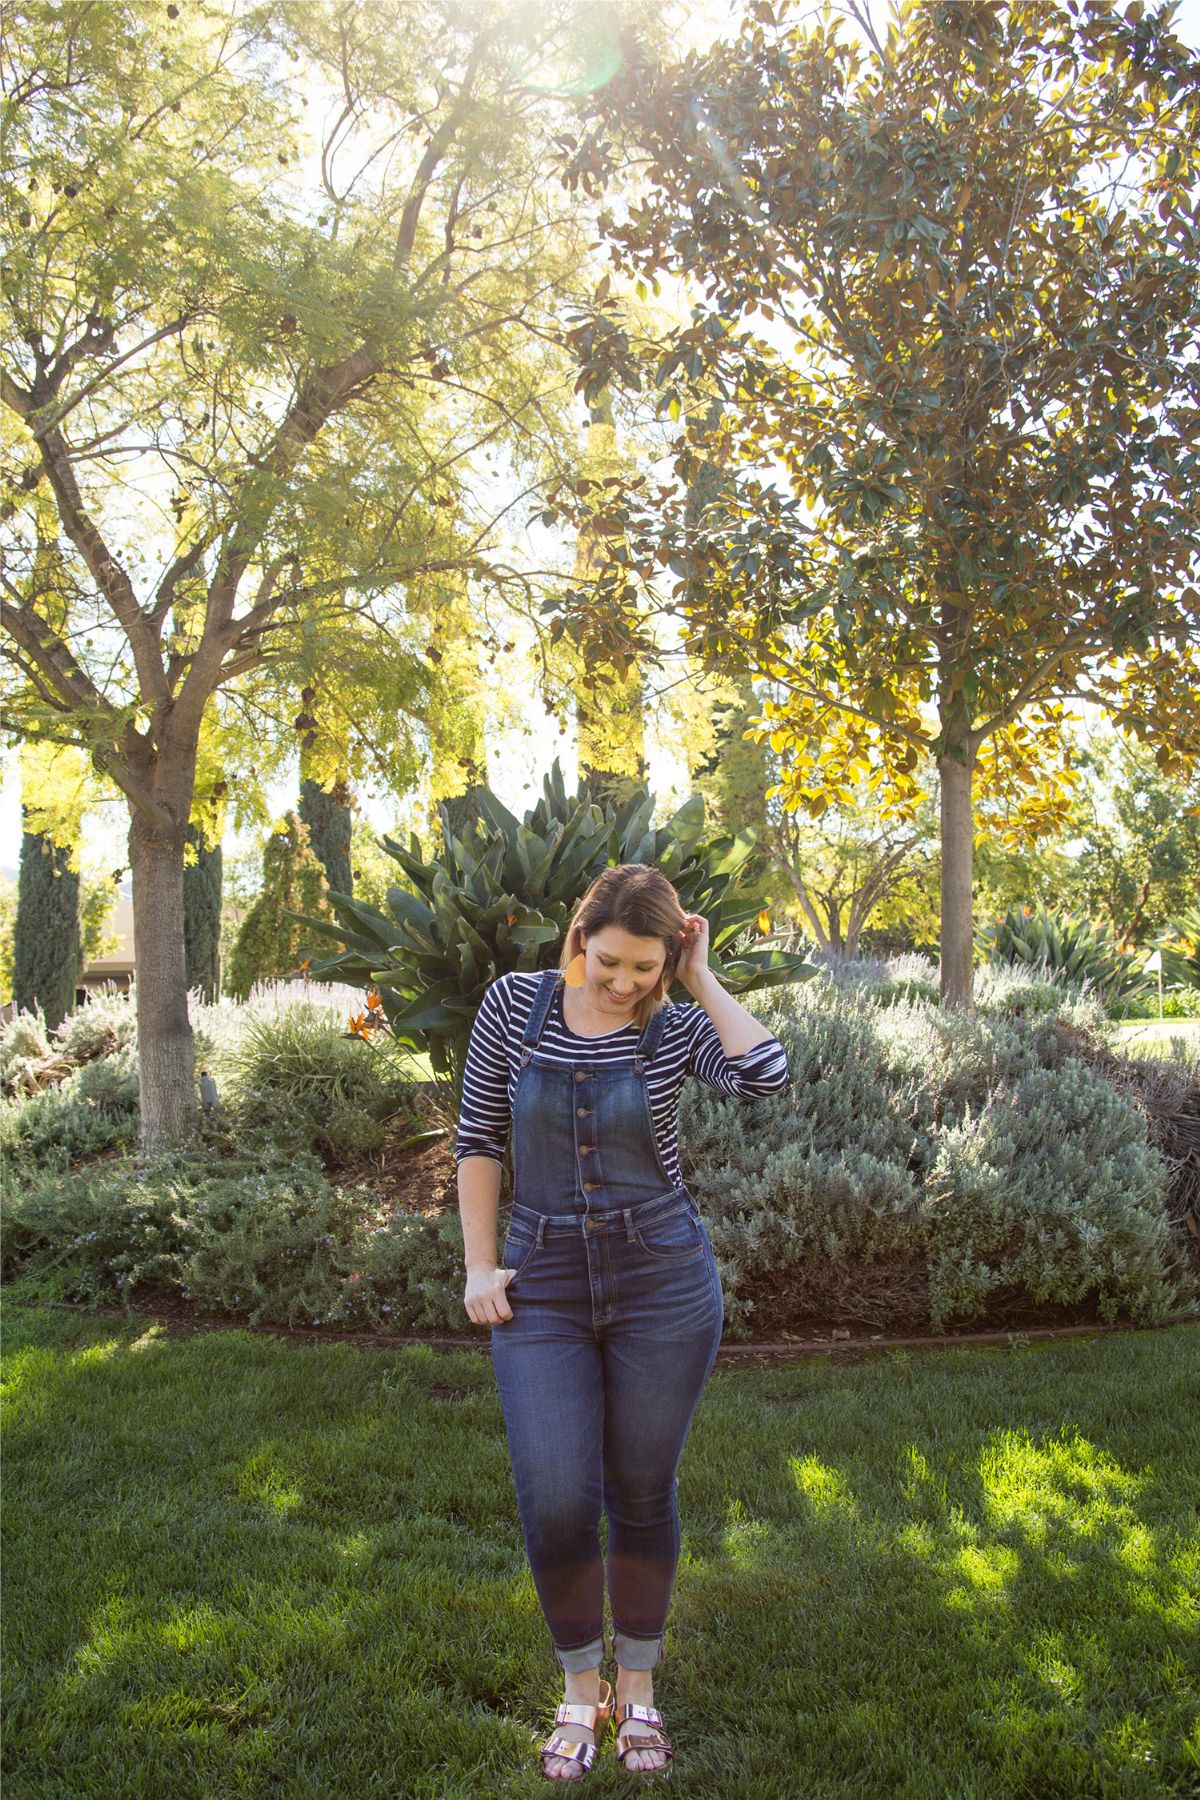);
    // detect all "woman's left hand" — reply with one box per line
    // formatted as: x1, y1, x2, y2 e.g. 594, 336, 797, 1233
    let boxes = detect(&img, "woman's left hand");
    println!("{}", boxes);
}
673, 914, 711, 991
